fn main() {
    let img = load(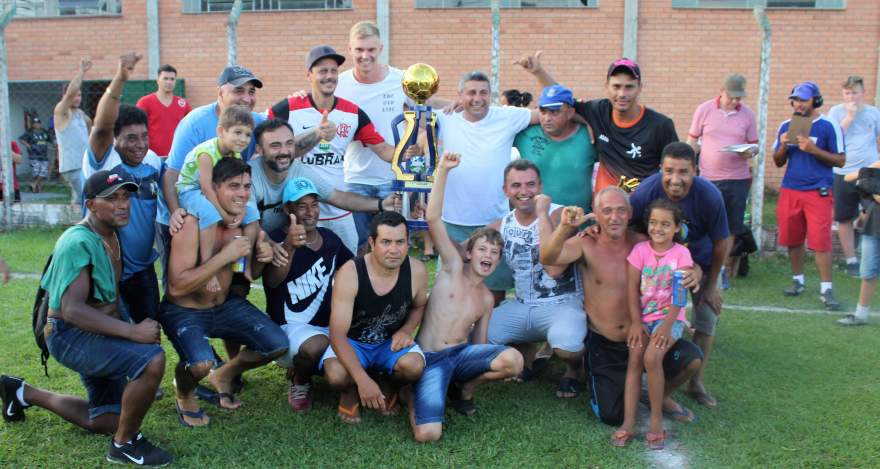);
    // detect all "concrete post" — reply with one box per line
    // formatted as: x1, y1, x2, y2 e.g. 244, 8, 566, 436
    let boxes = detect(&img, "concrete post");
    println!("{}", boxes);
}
490, 0, 500, 104
1, 4, 17, 228
752, 4, 772, 252
227, 0, 243, 66
146, 0, 160, 79
377, 0, 390, 65
623, 0, 638, 60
